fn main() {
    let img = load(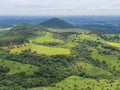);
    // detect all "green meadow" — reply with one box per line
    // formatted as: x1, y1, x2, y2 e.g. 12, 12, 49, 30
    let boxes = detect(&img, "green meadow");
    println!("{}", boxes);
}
30, 76, 120, 90
90, 48, 120, 70
55, 76, 120, 90
10, 44, 70, 55
72, 61, 112, 77
0, 59, 39, 74
10, 32, 70, 55
0, 27, 12, 32
106, 42, 120, 48
30, 32, 63, 43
